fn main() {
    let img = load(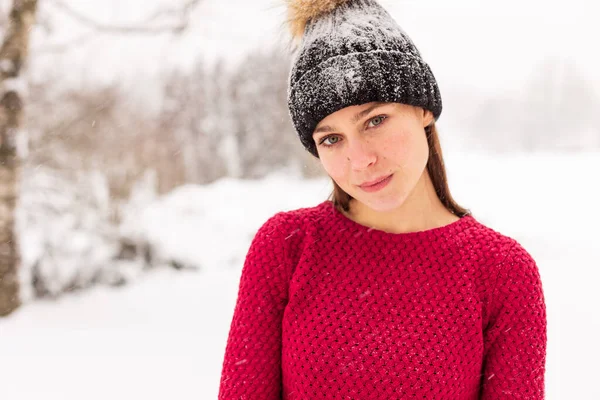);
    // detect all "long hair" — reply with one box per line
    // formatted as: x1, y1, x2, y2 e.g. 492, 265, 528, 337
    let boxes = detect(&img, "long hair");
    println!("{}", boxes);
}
325, 122, 471, 217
